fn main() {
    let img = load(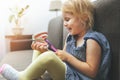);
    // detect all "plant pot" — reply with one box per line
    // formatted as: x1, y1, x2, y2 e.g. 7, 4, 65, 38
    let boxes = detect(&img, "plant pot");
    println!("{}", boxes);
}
12, 27, 24, 35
